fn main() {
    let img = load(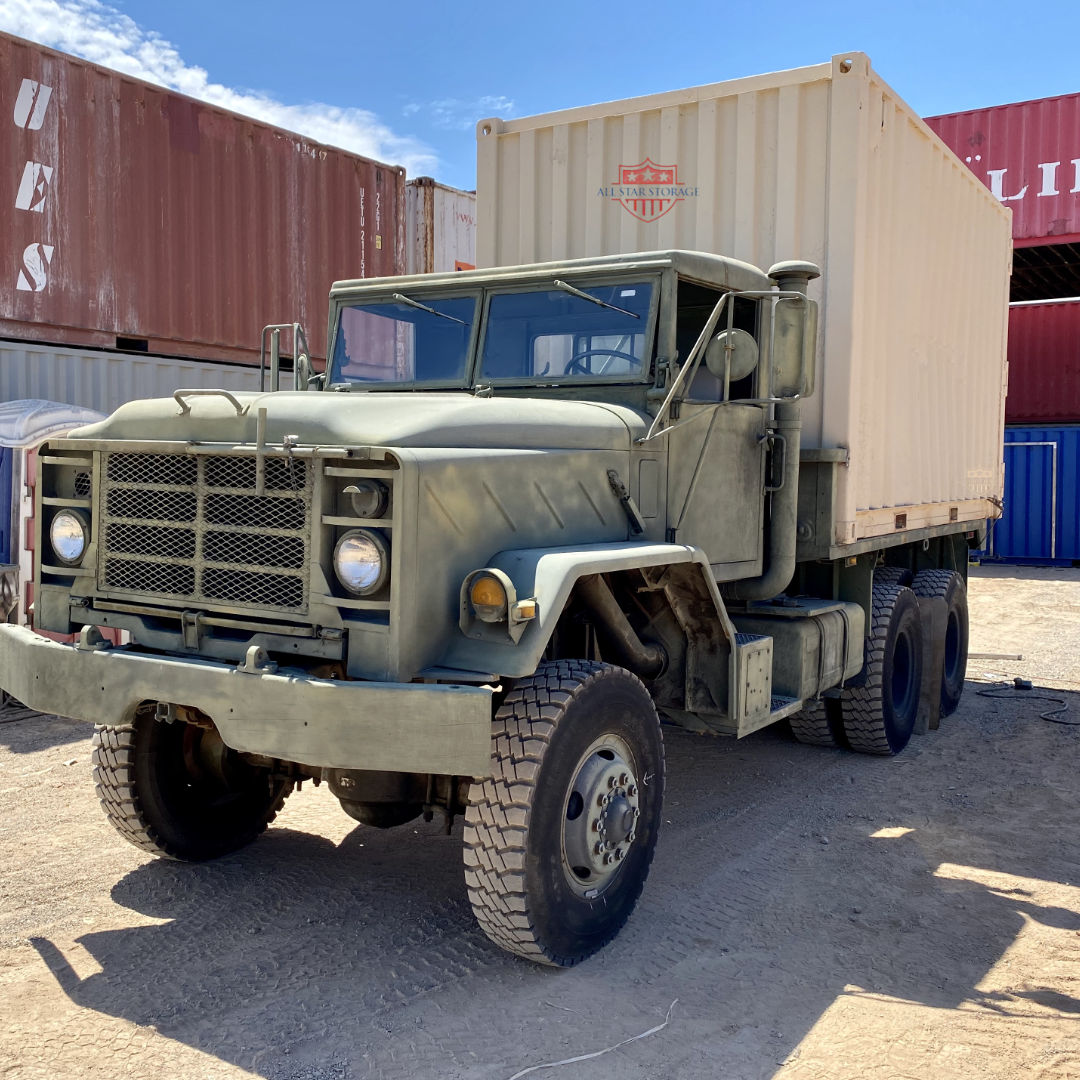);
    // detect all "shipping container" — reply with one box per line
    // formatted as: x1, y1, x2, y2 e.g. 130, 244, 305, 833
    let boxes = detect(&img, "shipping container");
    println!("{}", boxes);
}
1, 31, 406, 366
405, 177, 476, 274
476, 52, 1012, 548
1005, 298, 1080, 423
0, 338, 292, 415
989, 425, 1080, 564
926, 93, 1080, 248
